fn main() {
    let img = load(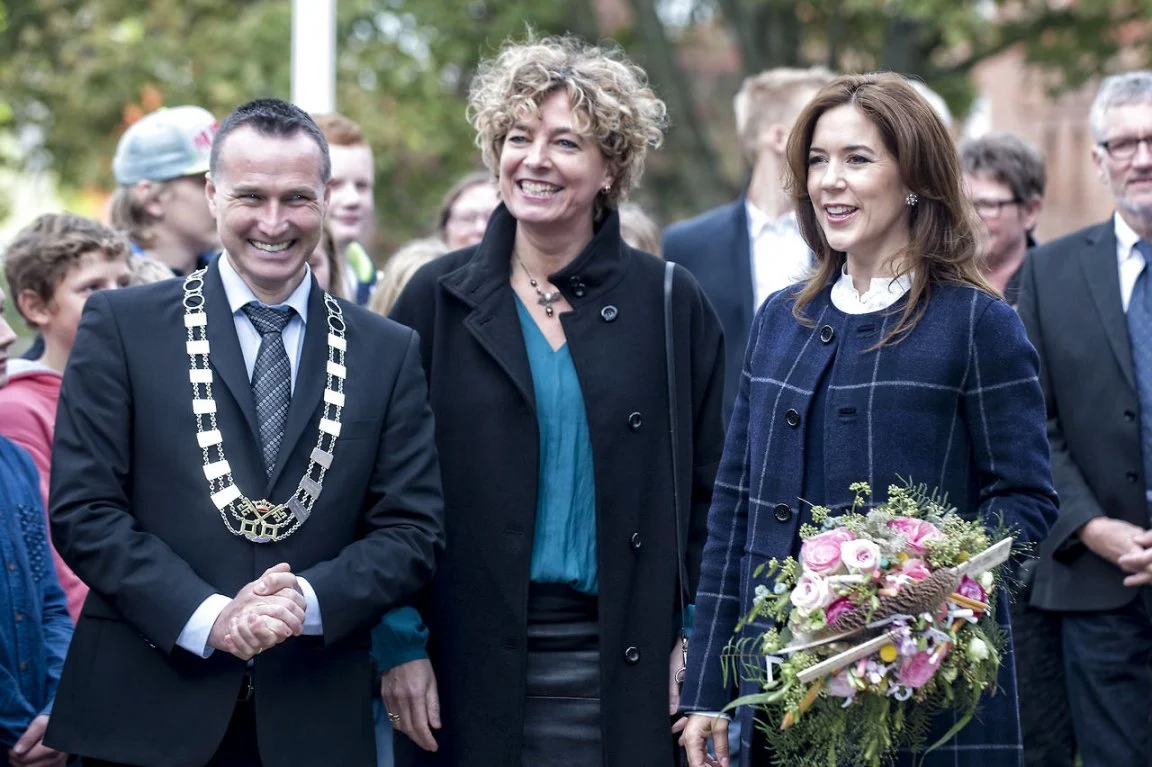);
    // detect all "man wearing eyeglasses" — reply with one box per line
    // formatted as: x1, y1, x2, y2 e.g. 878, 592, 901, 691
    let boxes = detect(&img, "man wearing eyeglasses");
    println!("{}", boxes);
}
1019, 70, 1152, 767
961, 133, 1046, 306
